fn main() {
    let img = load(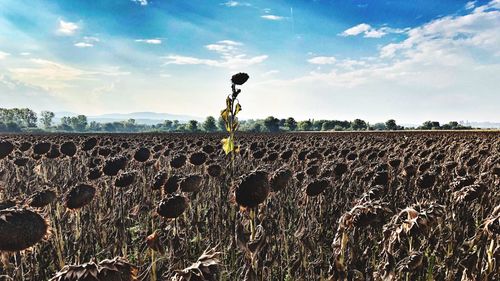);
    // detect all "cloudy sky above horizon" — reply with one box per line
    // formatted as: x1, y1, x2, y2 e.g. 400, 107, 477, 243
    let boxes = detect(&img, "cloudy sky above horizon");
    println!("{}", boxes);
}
0, 0, 499, 123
